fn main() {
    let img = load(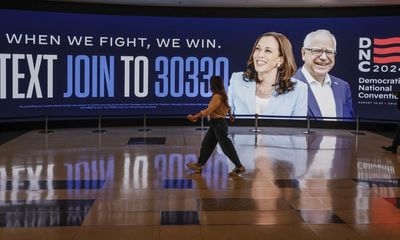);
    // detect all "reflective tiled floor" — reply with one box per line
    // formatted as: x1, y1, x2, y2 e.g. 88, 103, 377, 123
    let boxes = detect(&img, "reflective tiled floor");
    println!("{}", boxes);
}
1, 126, 400, 239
